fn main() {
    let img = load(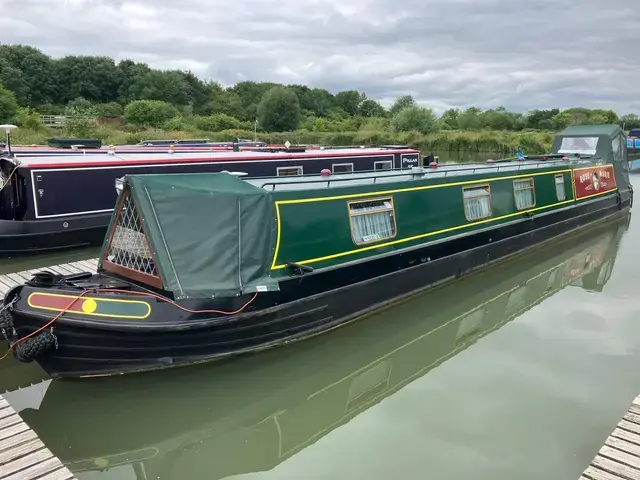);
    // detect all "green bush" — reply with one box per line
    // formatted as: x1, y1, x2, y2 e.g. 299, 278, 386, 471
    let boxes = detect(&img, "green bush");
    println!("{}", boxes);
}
124, 100, 177, 127
193, 114, 247, 132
